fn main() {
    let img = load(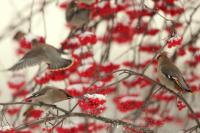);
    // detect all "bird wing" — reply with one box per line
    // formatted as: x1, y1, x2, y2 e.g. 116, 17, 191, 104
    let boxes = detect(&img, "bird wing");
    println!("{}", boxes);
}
41, 45, 73, 71
8, 47, 47, 71
28, 87, 51, 100
161, 65, 191, 92
47, 88, 72, 103
48, 59, 73, 71
56, 89, 72, 99
42, 44, 61, 58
